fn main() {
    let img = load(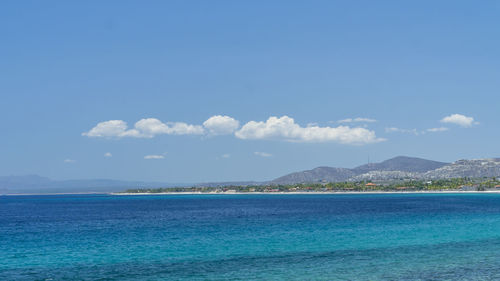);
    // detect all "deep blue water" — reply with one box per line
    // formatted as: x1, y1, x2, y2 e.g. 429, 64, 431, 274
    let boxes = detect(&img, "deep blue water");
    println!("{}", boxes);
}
2, 193, 500, 280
